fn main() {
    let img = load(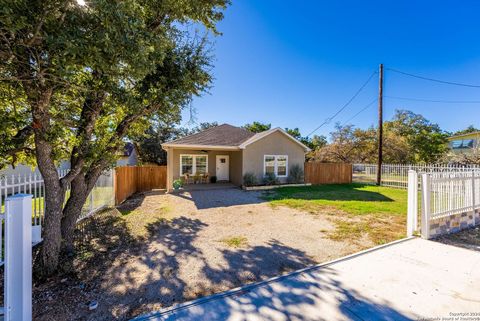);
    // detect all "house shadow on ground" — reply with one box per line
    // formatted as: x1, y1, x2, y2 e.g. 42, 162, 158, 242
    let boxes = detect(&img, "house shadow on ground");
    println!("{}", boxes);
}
266, 183, 395, 202
172, 188, 266, 210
